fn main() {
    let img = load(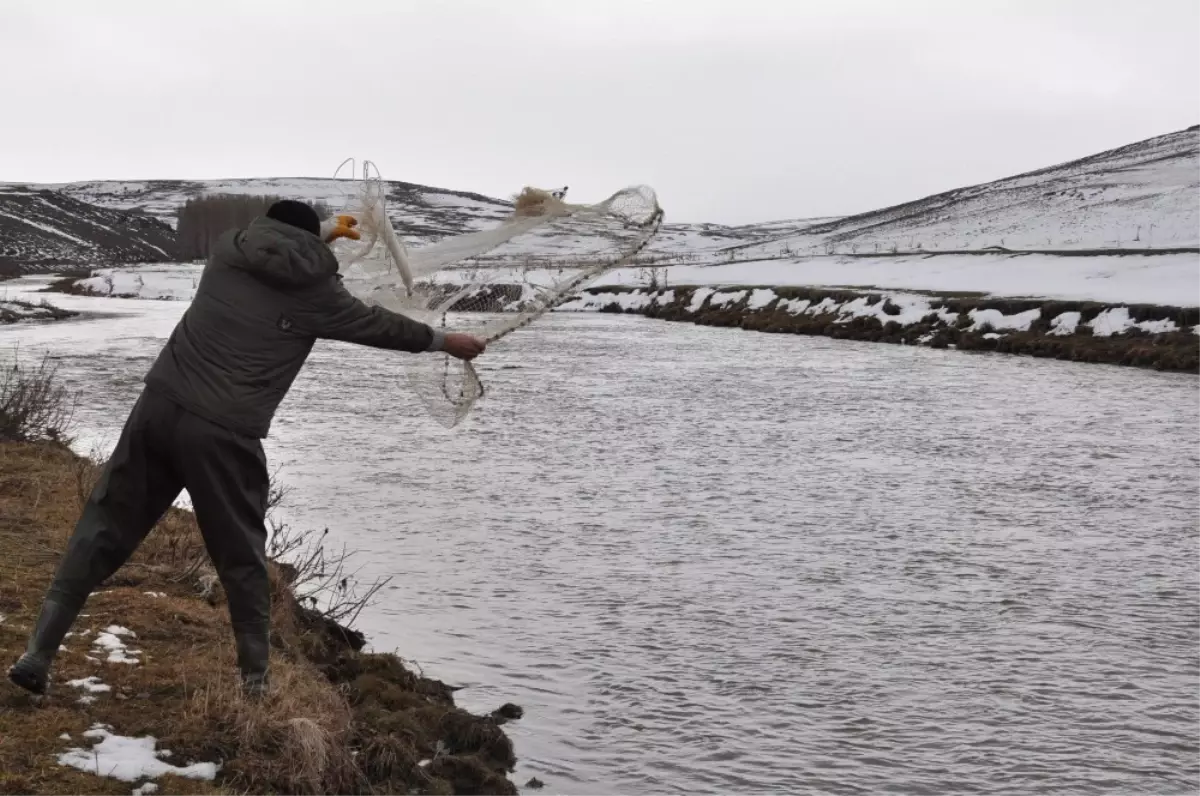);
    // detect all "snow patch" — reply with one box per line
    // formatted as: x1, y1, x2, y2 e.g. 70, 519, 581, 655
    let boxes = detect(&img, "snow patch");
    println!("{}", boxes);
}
57, 724, 219, 783
708, 290, 747, 308
1136, 317, 1179, 334
687, 287, 715, 312
968, 307, 1041, 332
746, 288, 777, 310
133, 784, 159, 796
1048, 311, 1082, 336
68, 675, 112, 693
92, 625, 141, 665
1090, 307, 1132, 336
